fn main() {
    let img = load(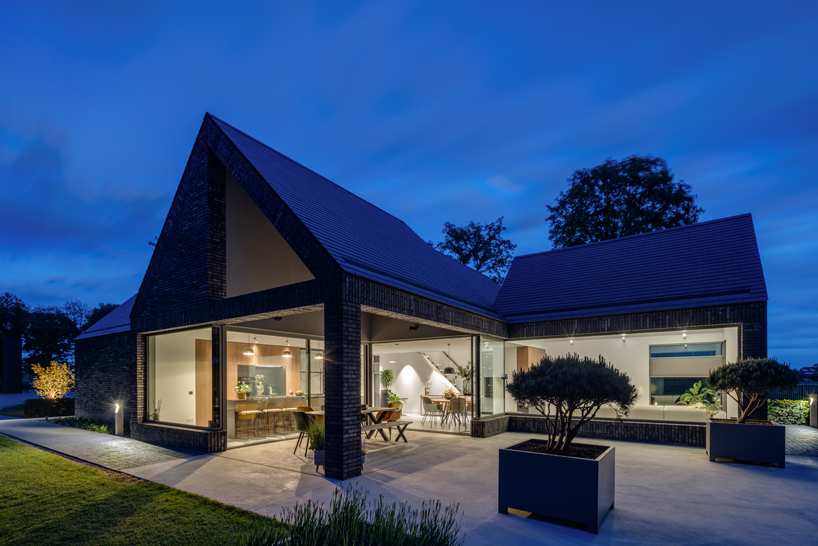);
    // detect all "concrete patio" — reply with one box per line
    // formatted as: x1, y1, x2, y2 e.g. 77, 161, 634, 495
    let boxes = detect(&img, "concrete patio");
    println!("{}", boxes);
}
2, 418, 817, 545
